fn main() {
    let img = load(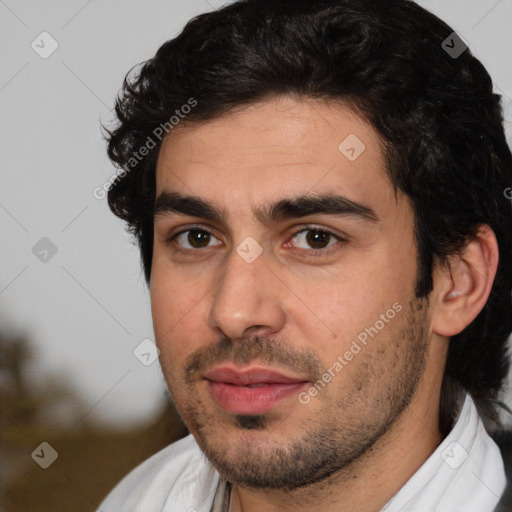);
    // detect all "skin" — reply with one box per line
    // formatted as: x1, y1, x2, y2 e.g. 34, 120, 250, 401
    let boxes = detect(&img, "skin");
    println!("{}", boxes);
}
150, 96, 498, 512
